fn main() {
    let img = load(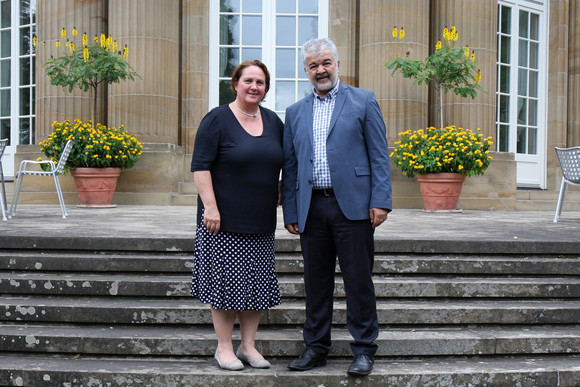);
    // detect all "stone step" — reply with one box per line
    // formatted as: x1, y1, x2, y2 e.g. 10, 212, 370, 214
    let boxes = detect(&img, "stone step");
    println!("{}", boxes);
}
2, 297, 578, 325
1, 324, 578, 357
2, 273, 579, 298
2, 252, 579, 275
1, 355, 578, 387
